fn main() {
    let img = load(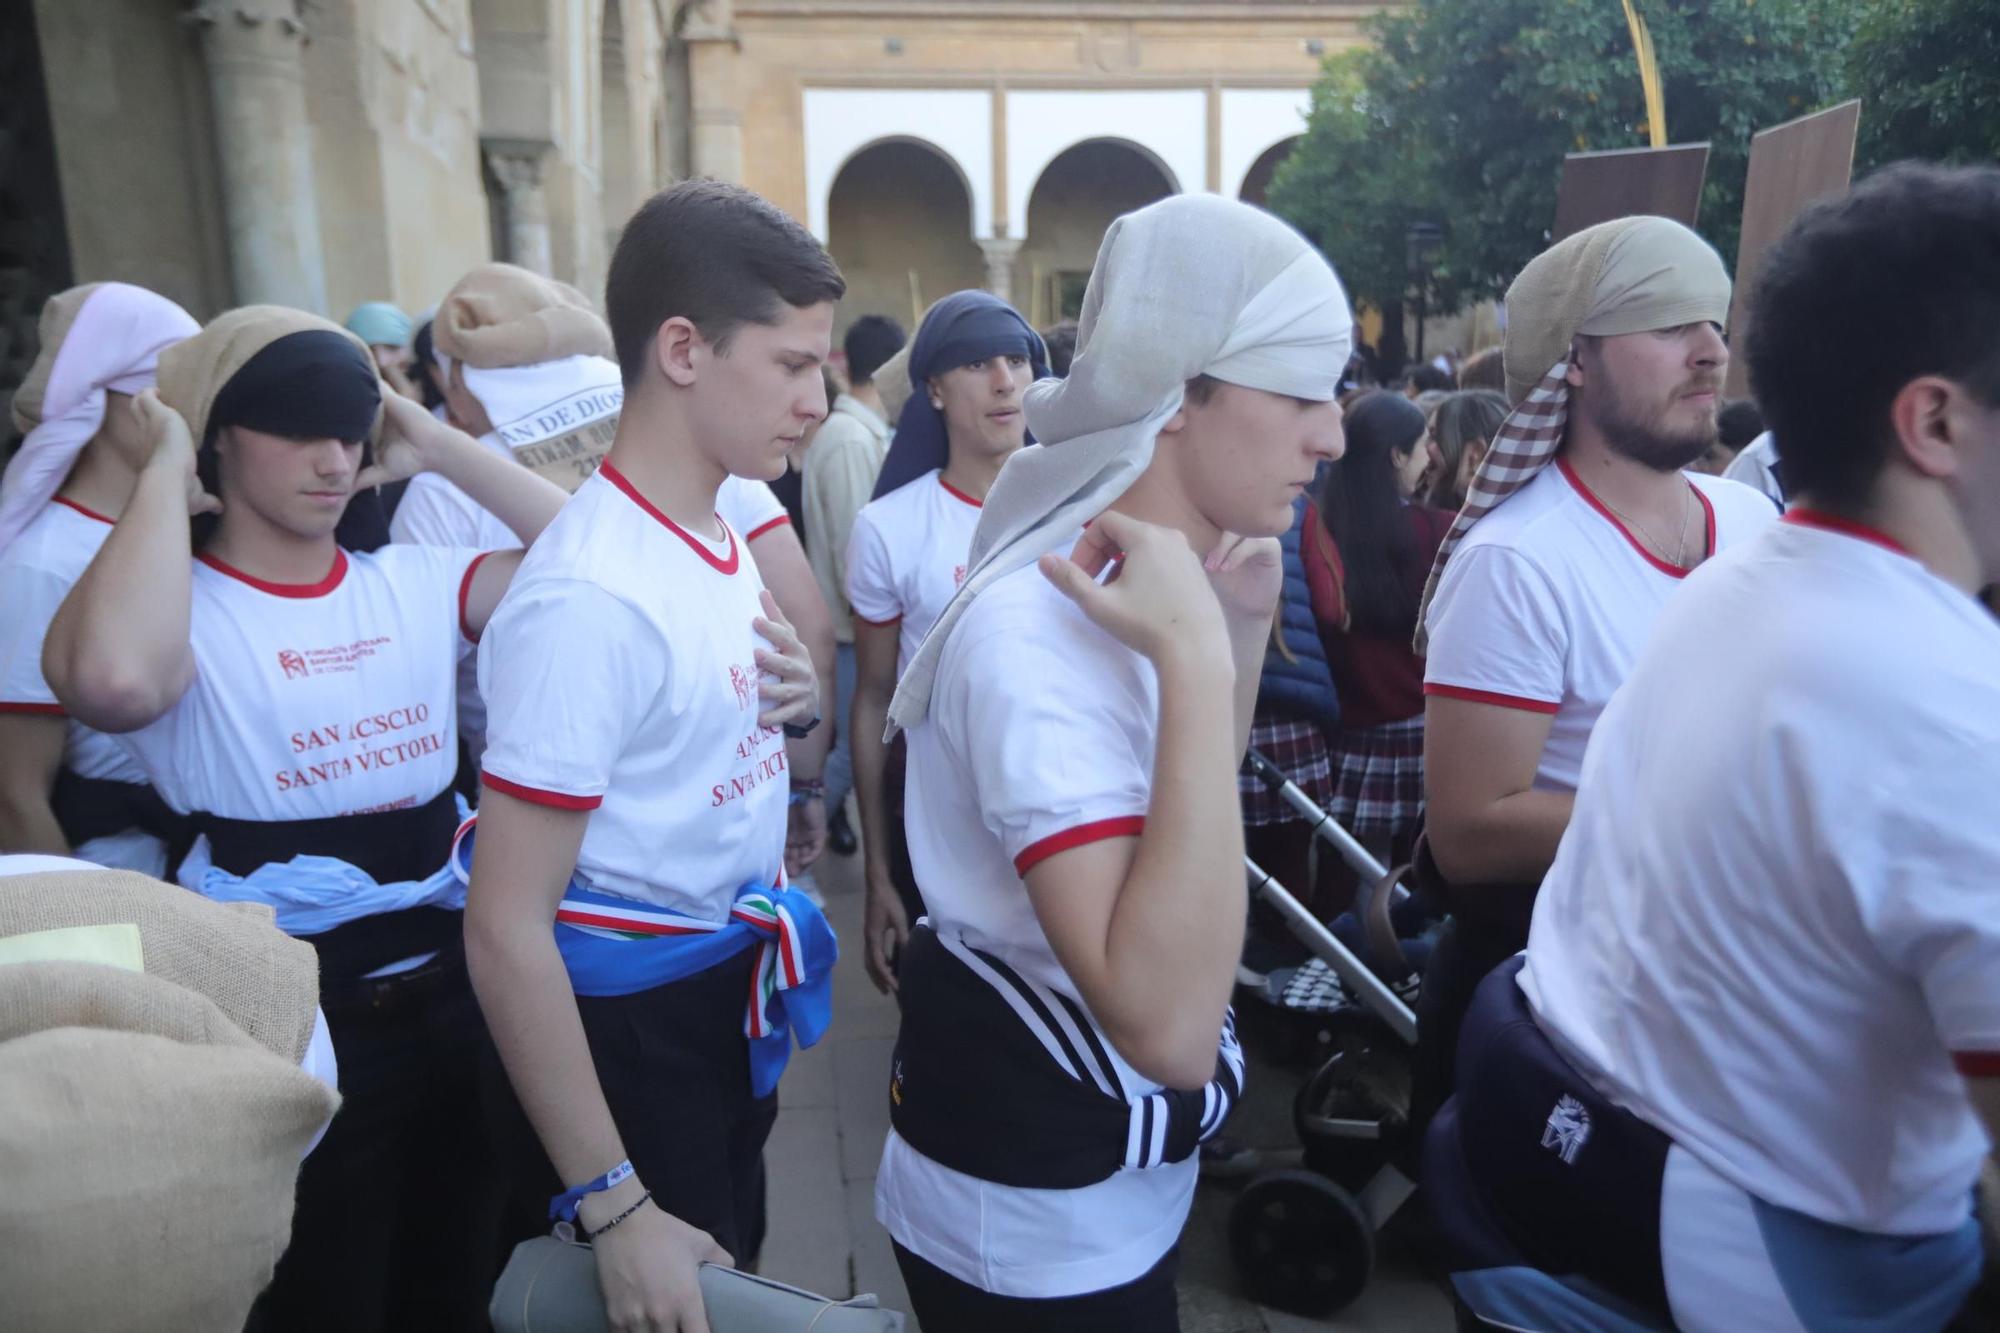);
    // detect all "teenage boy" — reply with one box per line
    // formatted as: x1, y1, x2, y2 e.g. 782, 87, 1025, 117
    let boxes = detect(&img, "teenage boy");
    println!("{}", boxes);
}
464, 180, 843, 1333
43, 306, 570, 1331
874, 194, 1351, 1327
